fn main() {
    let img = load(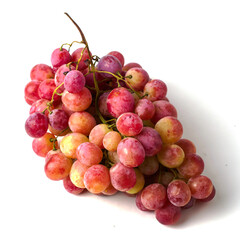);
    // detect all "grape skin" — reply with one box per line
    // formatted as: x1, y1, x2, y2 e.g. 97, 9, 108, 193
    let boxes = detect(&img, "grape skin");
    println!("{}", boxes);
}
48, 109, 69, 131
24, 80, 41, 105
64, 70, 86, 93
63, 175, 84, 195
135, 127, 162, 157
107, 87, 135, 118
116, 112, 143, 137
117, 137, 145, 168
25, 112, 49, 138
134, 98, 155, 120
30, 64, 54, 81
109, 162, 136, 192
